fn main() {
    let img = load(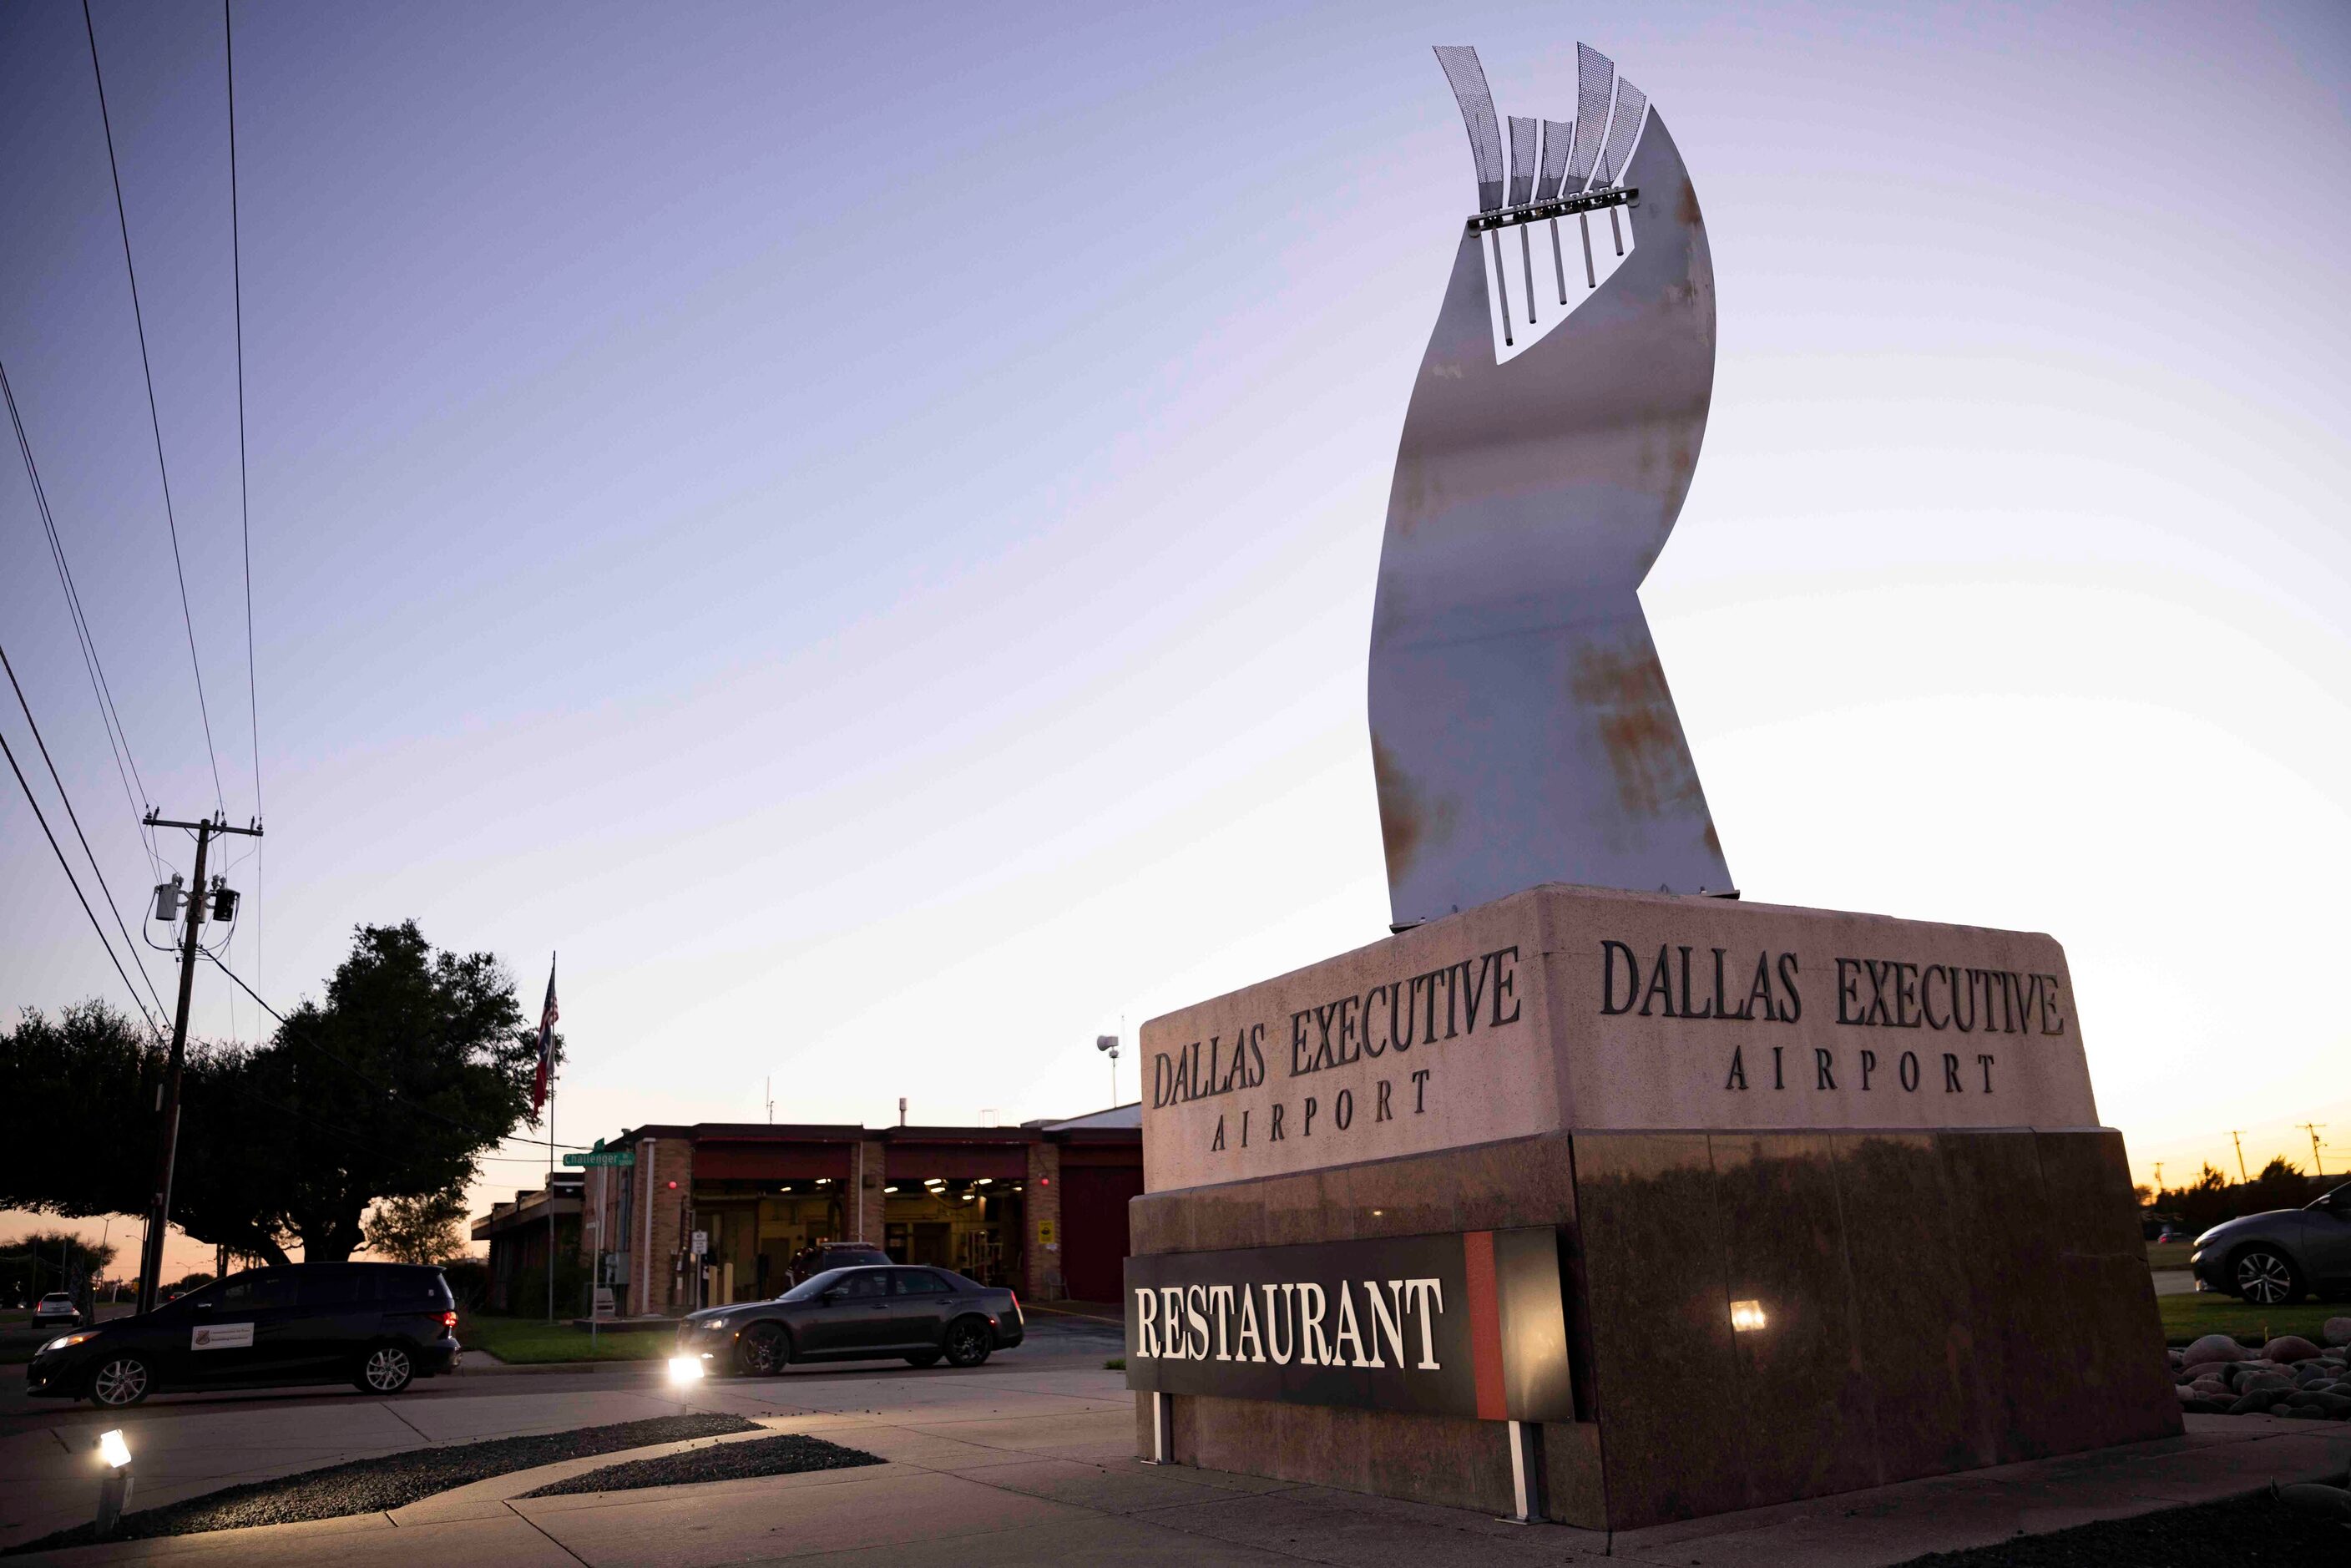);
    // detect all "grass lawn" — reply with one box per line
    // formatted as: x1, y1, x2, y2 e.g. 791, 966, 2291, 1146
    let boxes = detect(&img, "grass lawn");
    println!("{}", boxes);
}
2156, 1291, 2345, 1348
458, 1313, 674, 1364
